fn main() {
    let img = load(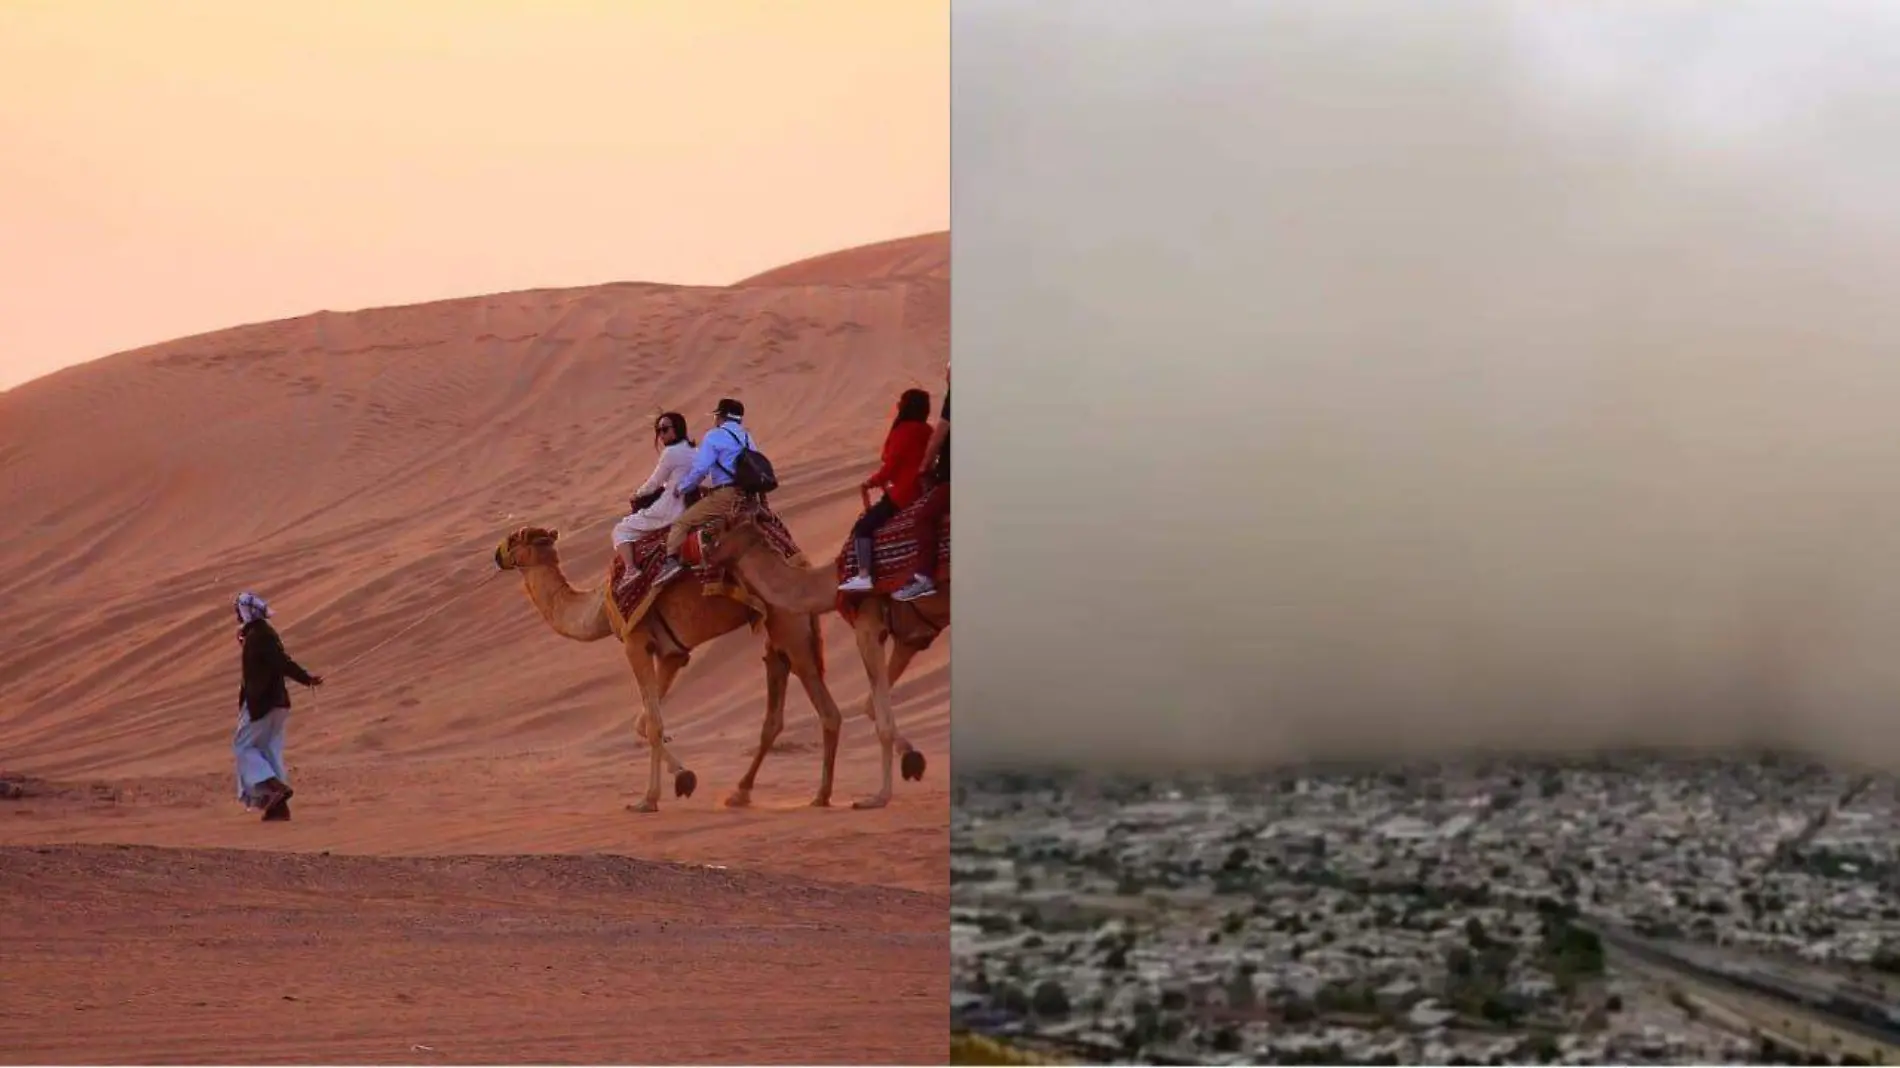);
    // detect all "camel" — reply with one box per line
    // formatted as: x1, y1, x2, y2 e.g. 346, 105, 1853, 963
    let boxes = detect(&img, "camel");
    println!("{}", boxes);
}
492, 525, 849, 812
696, 519, 945, 810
